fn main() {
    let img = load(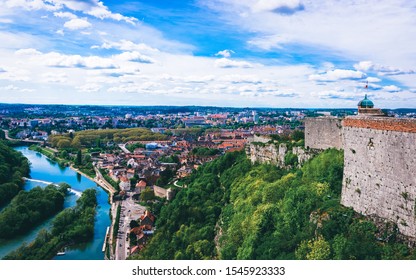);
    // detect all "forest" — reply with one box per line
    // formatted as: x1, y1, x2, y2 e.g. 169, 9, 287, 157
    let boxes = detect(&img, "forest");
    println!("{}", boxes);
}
49, 128, 167, 149
134, 149, 416, 260
0, 140, 30, 207
3, 188, 97, 260
0, 184, 68, 240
